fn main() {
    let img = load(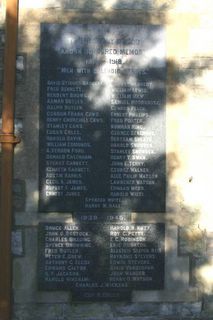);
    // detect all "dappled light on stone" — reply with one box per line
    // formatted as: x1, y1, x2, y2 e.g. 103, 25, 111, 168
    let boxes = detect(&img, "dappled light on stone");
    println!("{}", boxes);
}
2, 1, 213, 319
39, 24, 166, 213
